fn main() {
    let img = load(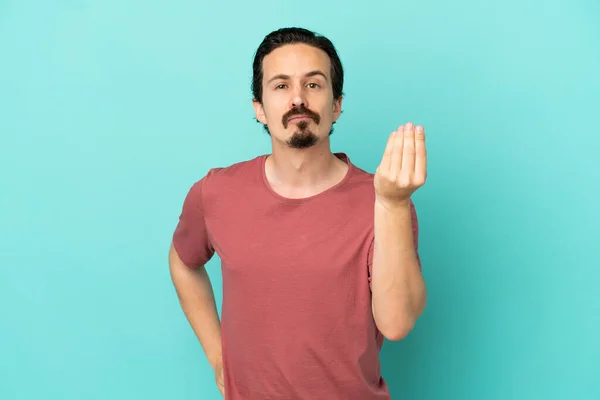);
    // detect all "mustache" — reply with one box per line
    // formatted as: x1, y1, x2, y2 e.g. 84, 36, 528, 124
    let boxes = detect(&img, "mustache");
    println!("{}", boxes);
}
282, 105, 321, 127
